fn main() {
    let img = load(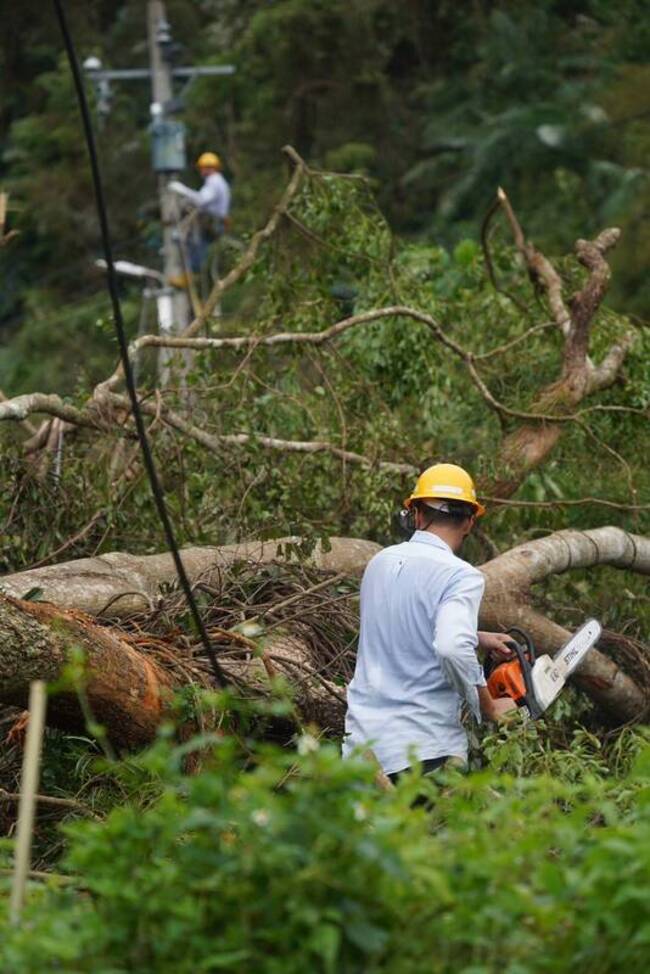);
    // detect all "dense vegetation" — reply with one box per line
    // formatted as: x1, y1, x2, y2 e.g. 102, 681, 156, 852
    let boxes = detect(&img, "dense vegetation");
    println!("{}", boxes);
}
2, 699, 650, 972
